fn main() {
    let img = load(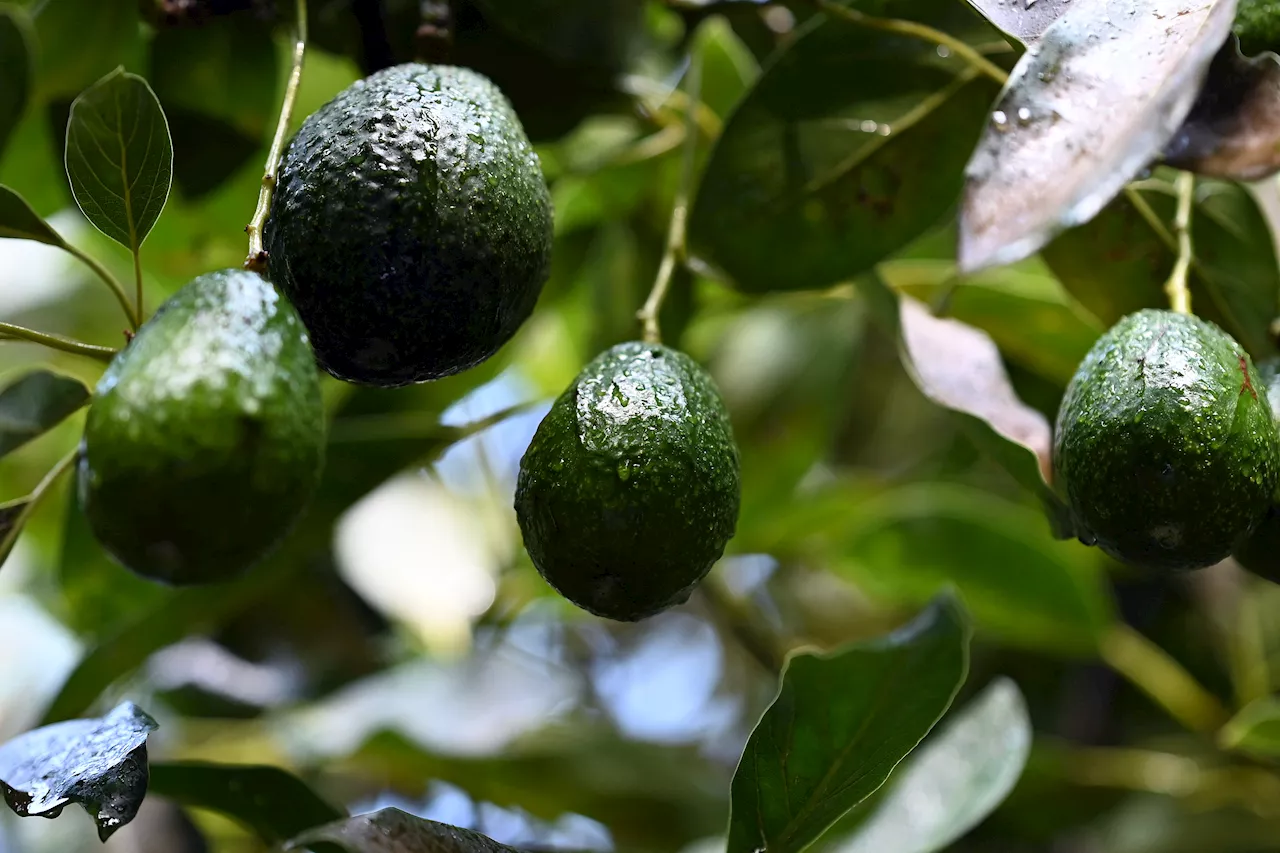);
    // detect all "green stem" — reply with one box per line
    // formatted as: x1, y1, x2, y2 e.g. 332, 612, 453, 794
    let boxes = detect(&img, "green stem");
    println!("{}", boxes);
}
1100, 623, 1229, 734
63, 243, 140, 329
0, 322, 117, 362
1165, 171, 1195, 315
699, 574, 786, 676
0, 450, 78, 569
132, 248, 145, 323
245, 0, 308, 273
